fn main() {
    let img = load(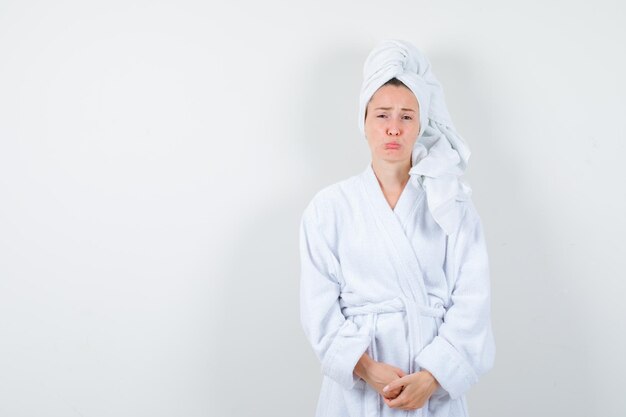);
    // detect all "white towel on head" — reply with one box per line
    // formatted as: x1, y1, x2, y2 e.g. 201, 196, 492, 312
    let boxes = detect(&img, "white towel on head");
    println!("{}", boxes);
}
358, 39, 472, 235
